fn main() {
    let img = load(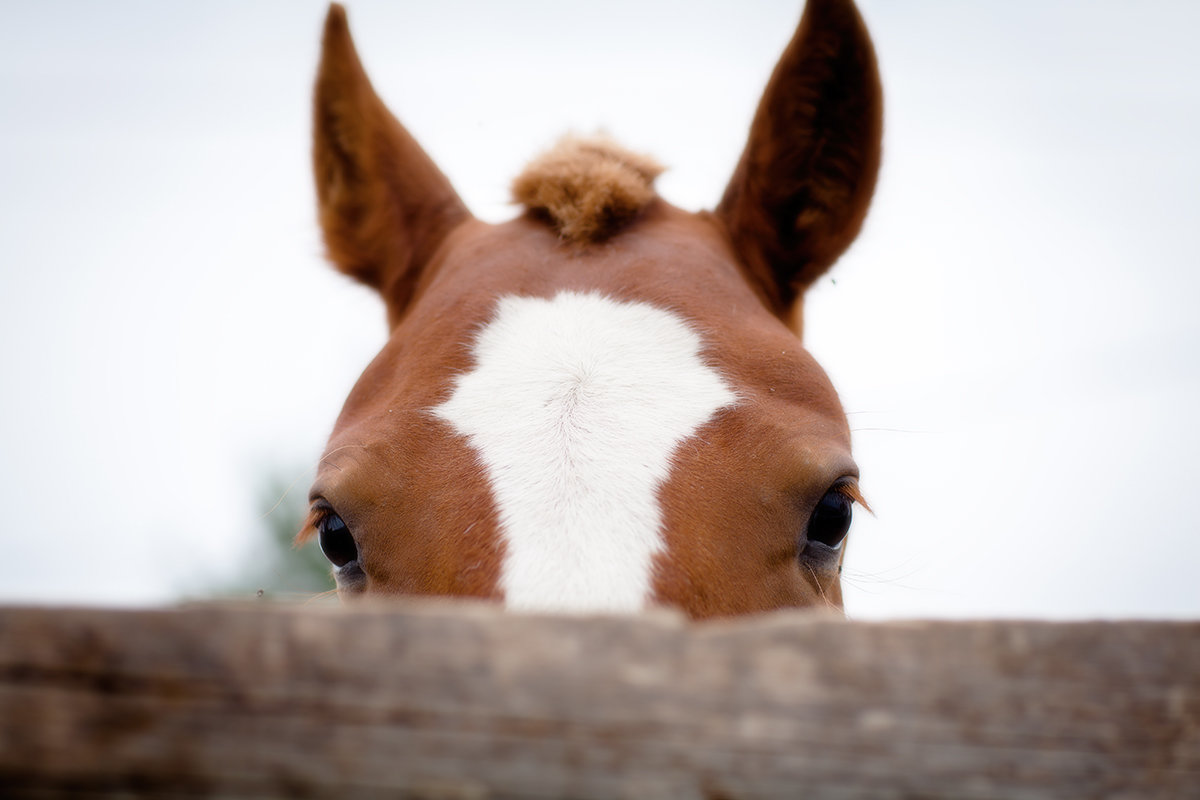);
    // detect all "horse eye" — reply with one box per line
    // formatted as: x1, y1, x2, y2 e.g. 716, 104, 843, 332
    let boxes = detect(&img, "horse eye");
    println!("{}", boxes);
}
807, 490, 853, 549
318, 513, 358, 568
